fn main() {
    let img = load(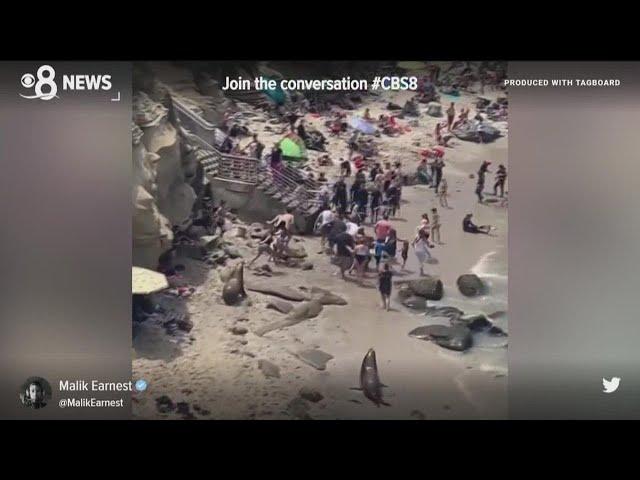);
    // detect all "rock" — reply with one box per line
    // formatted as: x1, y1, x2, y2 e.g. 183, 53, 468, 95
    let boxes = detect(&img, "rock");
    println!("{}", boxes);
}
310, 287, 348, 306
457, 274, 484, 296
246, 283, 308, 301
175, 244, 207, 261
231, 226, 247, 238
285, 245, 307, 259
249, 224, 268, 240
488, 325, 508, 337
287, 397, 312, 420
293, 349, 334, 371
286, 258, 302, 268
396, 285, 414, 300
407, 276, 443, 300
224, 246, 242, 259
258, 359, 281, 378
259, 264, 272, 273
230, 326, 248, 335
176, 318, 194, 332
299, 387, 323, 403
176, 402, 196, 420
199, 235, 223, 250
155, 395, 176, 413
301, 262, 314, 271
402, 296, 427, 310
266, 300, 294, 314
